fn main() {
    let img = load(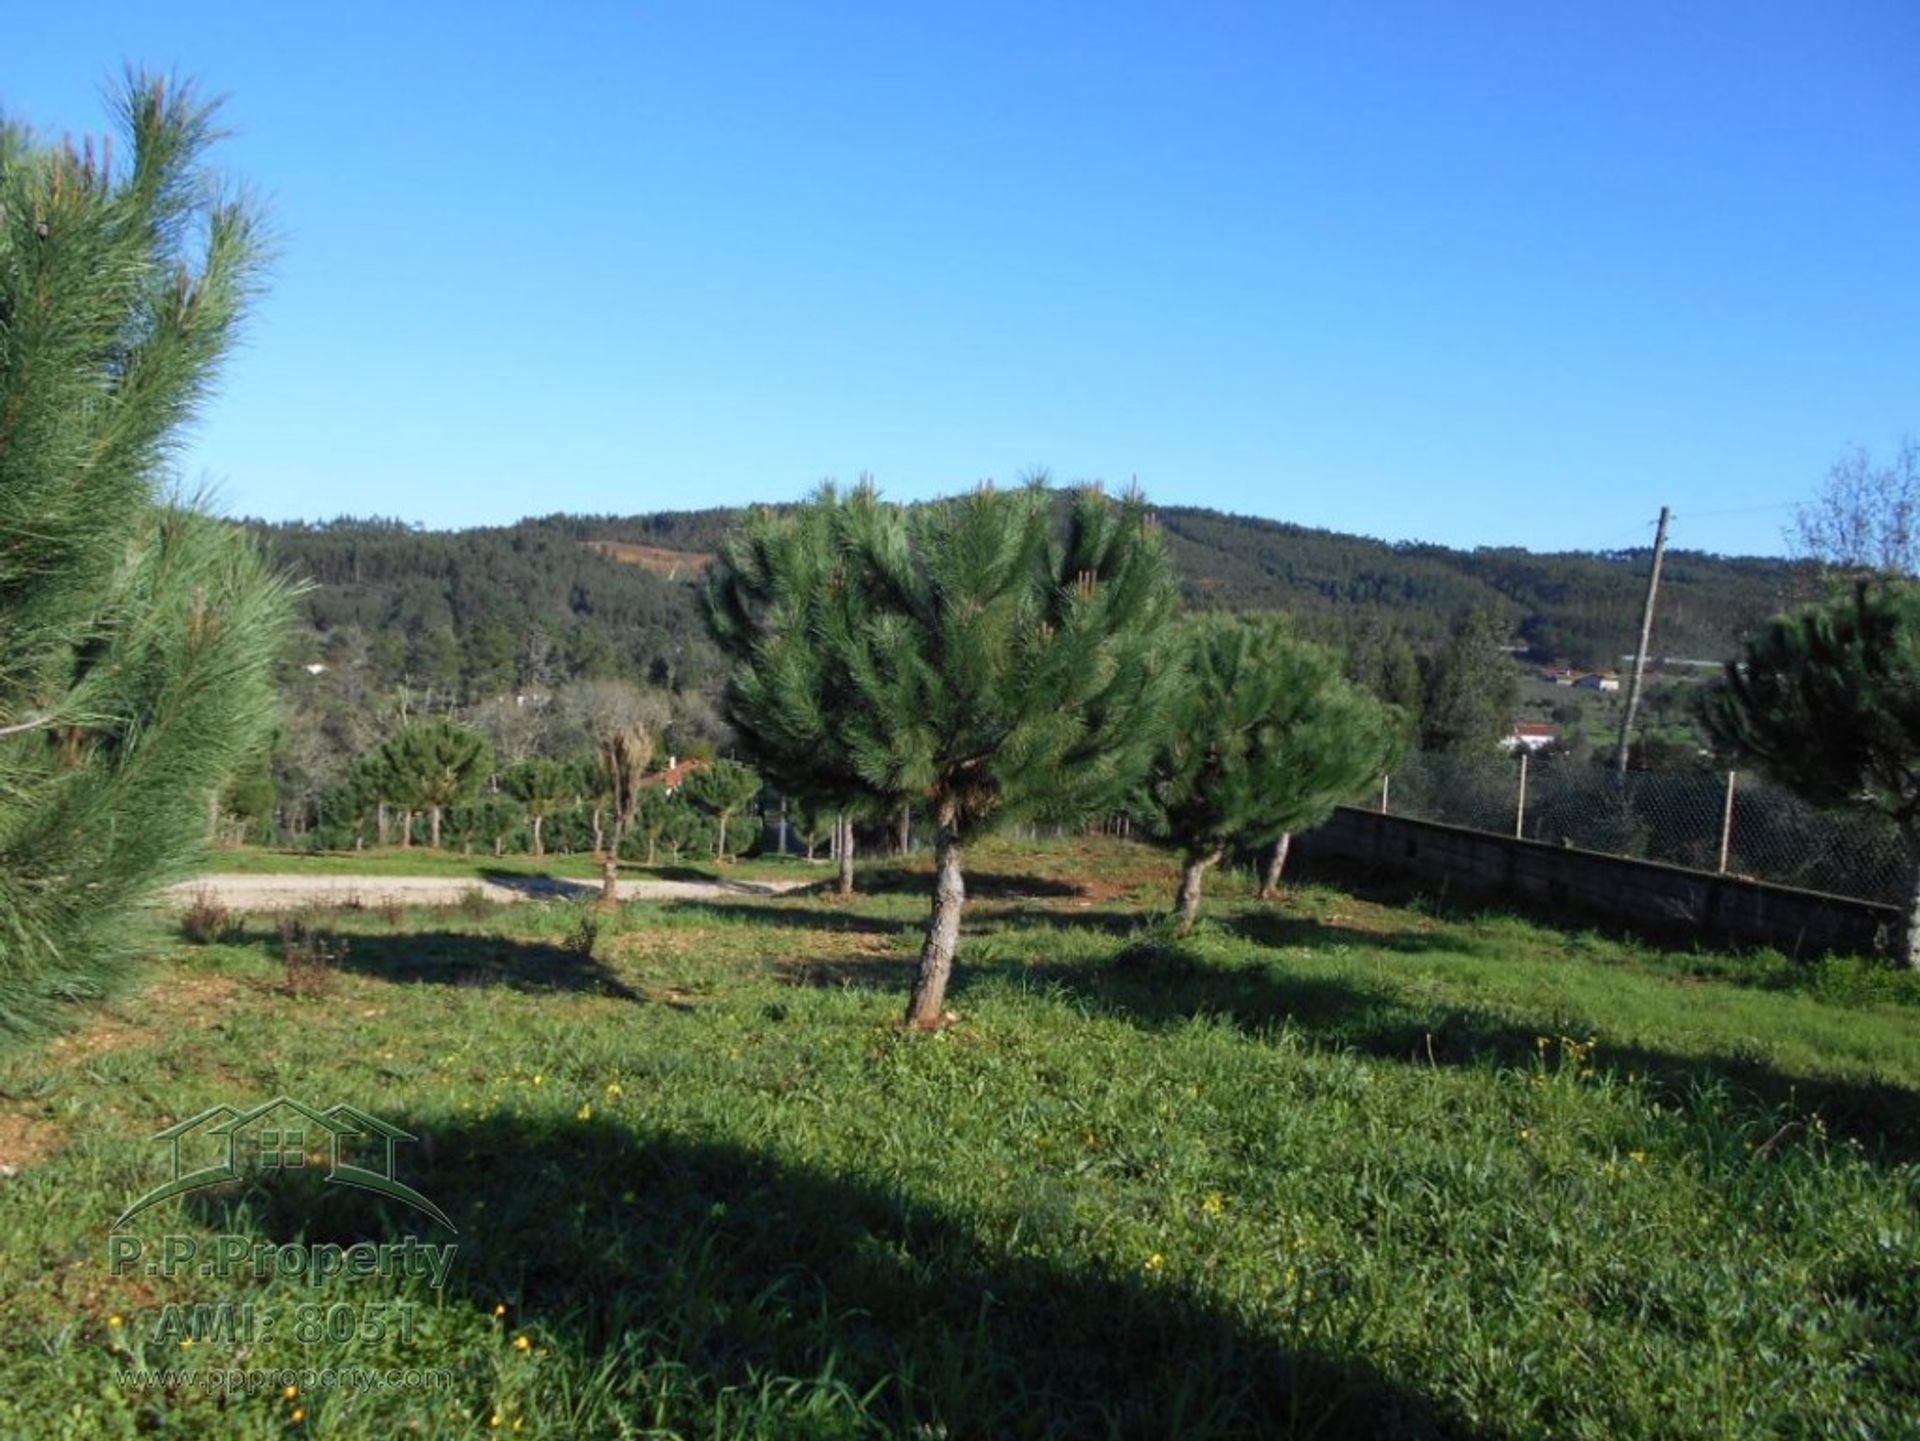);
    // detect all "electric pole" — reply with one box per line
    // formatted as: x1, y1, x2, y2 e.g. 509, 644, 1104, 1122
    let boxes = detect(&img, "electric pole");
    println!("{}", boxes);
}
1614, 505, 1671, 779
